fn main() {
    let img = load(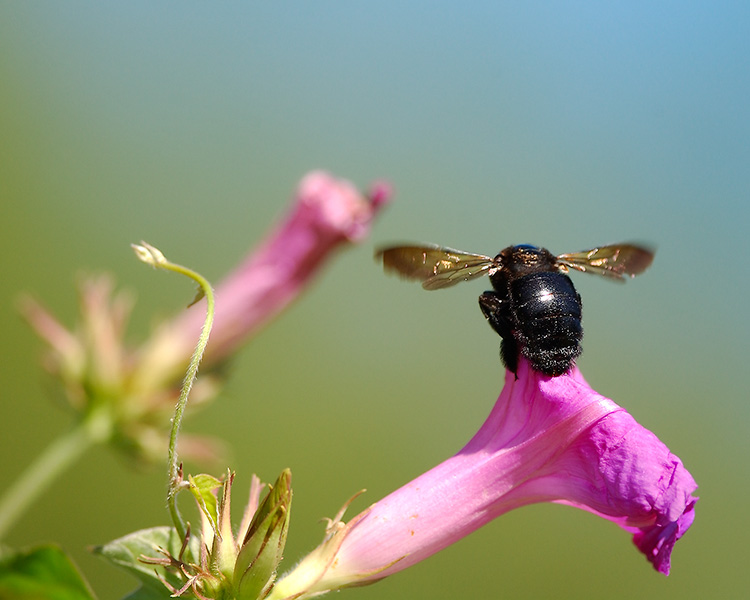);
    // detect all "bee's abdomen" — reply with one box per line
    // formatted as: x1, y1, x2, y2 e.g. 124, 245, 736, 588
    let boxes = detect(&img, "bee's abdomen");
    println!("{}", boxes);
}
511, 272, 583, 376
